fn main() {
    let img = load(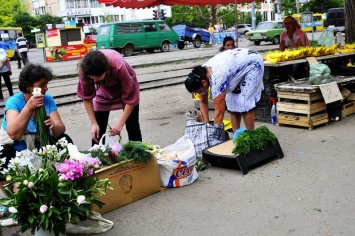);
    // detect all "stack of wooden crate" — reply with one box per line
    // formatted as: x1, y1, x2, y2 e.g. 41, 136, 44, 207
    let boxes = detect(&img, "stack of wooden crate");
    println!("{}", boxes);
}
276, 89, 329, 130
